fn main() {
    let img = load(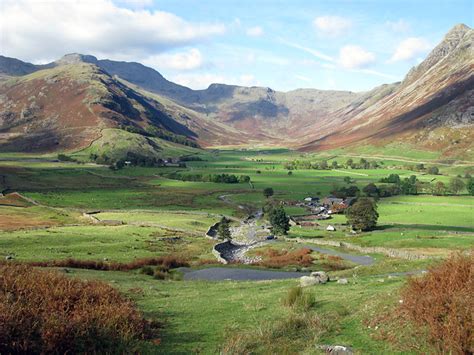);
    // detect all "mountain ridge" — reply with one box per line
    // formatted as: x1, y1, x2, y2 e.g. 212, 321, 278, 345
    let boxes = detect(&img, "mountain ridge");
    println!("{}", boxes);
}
0, 23, 472, 158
